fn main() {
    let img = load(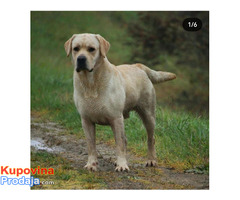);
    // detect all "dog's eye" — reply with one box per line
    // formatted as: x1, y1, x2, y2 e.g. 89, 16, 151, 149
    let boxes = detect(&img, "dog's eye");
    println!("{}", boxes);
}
73, 47, 80, 52
88, 47, 95, 52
